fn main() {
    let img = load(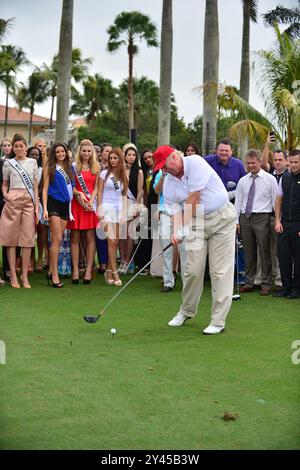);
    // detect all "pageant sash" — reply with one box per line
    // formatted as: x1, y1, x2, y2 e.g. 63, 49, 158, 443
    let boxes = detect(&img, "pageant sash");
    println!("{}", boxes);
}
8, 158, 35, 204
73, 163, 97, 212
56, 164, 74, 221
